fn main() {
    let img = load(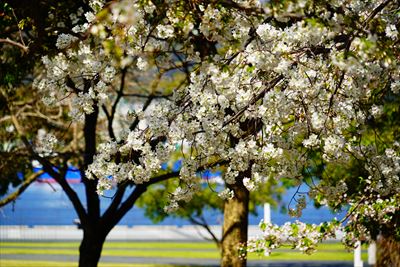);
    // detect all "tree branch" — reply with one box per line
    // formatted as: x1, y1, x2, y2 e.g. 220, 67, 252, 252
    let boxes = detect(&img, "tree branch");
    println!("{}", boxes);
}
0, 170, 44, 207
104, 158, 228, 231
122, 93, 171, 99
101, 182, 128, 221
103, 184, 147, 232
362, 0, 393, 28
129, 95, 154, 131
106, 68, 127, 141
102, 170, 180, 231
223, 75, 283, 127
9, 113, 87, 223
0, 38, 28, 53
81, 102, 100, 224
188, 215, 221, 247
